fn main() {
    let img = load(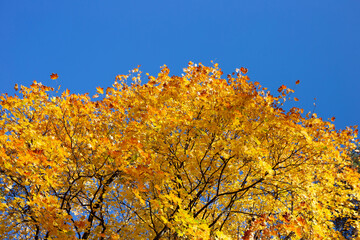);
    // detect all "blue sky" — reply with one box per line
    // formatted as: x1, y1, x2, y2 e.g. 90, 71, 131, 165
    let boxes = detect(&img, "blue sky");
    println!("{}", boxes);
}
1, 0, 359, 130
